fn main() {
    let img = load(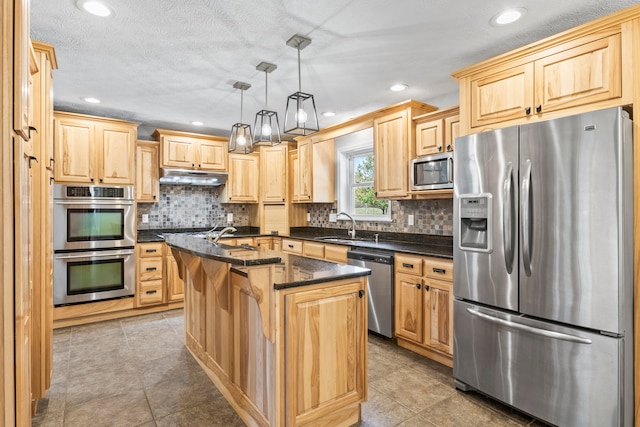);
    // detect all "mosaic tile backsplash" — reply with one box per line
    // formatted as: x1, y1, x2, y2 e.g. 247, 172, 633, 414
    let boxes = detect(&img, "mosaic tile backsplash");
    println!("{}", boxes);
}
136, 185, 251, 230
307, 199, 453, 236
